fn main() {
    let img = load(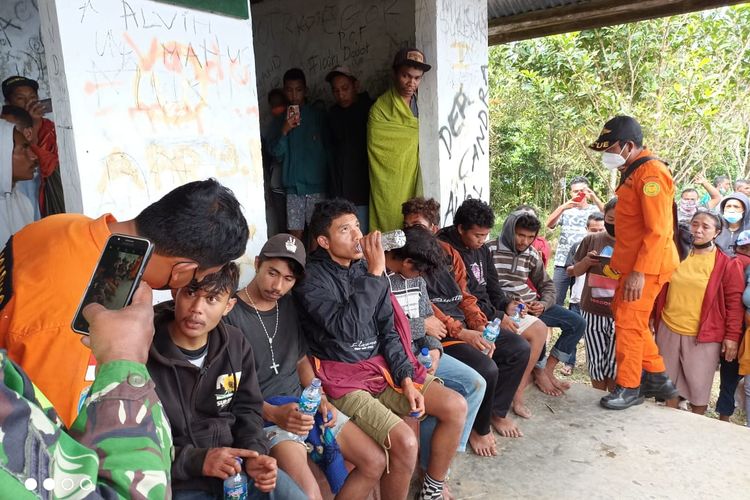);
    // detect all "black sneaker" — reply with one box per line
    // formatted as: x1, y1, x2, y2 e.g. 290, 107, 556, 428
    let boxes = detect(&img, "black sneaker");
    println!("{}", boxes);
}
640, 371, 679, 400
600, 385, 645, 410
